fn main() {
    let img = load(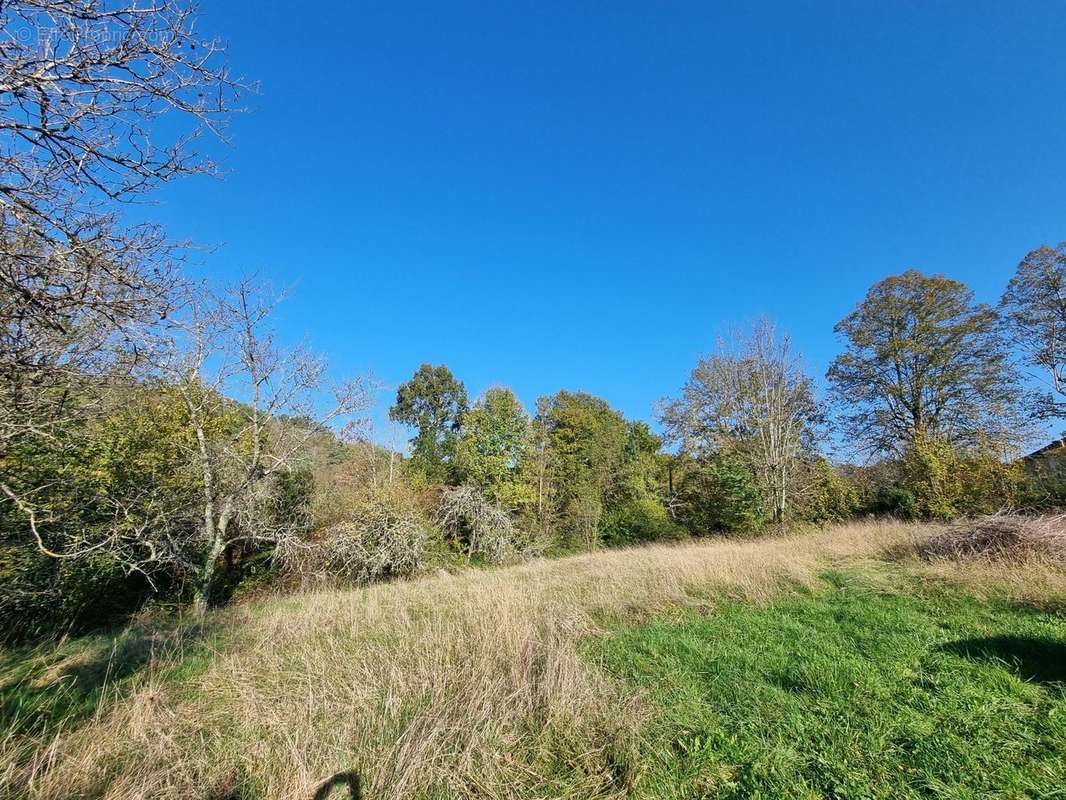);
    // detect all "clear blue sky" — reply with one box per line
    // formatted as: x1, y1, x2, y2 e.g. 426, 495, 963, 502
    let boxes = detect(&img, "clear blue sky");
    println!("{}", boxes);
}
148, 1, 1066, 437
